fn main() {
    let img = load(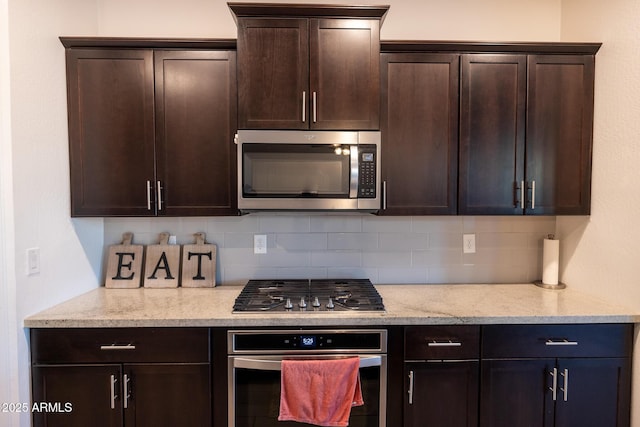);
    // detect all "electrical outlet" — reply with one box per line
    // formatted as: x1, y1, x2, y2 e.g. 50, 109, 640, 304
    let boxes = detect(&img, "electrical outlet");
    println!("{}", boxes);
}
27, 247, 40, 275
463, 234, 476, 254
168, 235, 177, 245
254, 234, 267, 254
